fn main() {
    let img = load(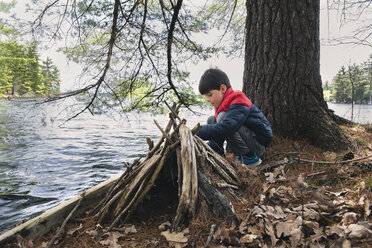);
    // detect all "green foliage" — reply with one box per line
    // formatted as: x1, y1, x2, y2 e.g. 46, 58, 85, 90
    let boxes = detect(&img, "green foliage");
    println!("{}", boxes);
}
0, 41, 61, 96
41, 57, 61, 95
0, 0, 17, 35
47, 0, 225, 113
327, 55, 372, 104
203, 0, 246, 55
